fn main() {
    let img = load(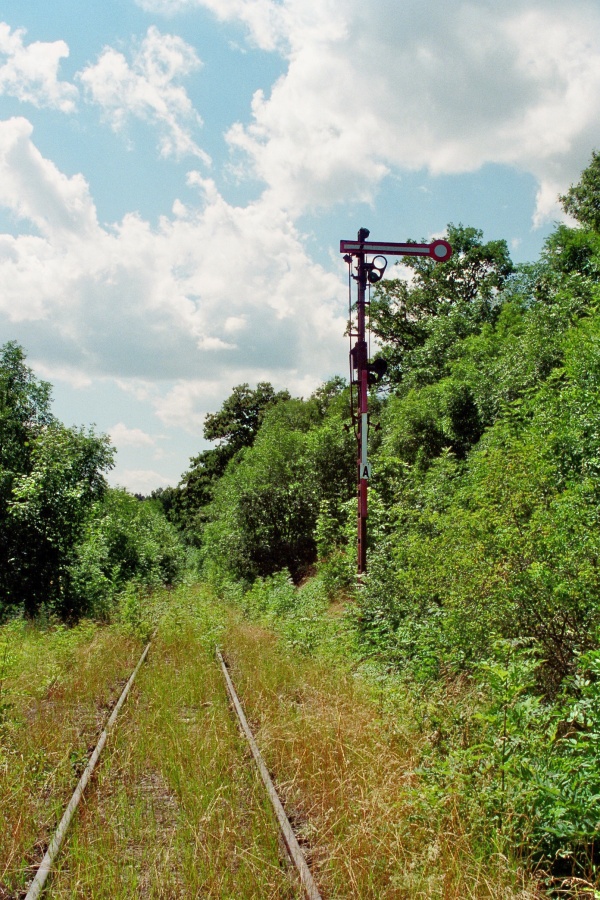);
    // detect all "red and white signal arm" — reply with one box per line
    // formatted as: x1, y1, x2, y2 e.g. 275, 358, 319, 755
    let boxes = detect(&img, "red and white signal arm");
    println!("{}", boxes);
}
340, 238, 452, 263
